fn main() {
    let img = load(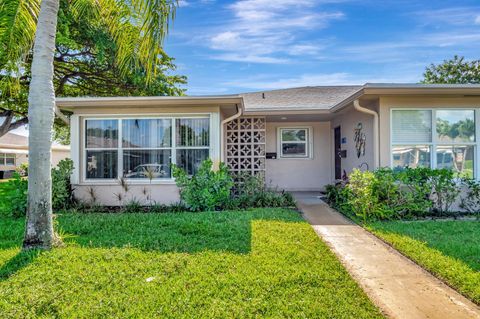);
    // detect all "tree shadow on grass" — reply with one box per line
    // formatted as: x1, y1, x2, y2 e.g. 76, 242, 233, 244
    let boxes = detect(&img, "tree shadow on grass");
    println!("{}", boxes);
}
0, 209, 303, 280
0, 249, 42, 282
56, 209, 303, 254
